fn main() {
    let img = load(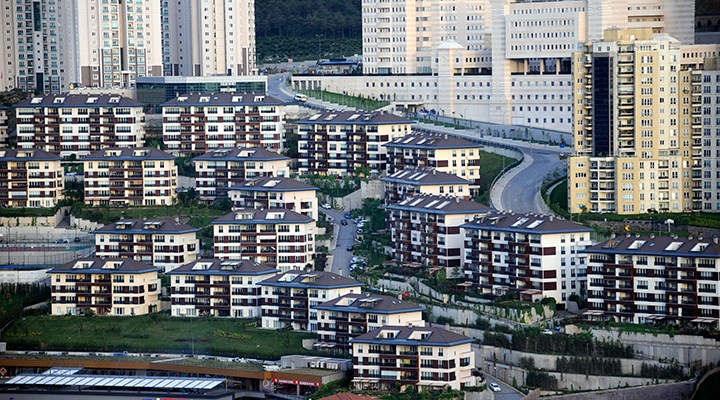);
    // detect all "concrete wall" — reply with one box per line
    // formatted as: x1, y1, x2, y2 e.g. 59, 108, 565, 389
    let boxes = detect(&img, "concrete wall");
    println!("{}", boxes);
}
69, 216, 103, 232
0, 269, 50, 284
0, 208, 65, 228
539, 380, 694, 400
336, 179, 384, 211
465, 390, 494, 400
